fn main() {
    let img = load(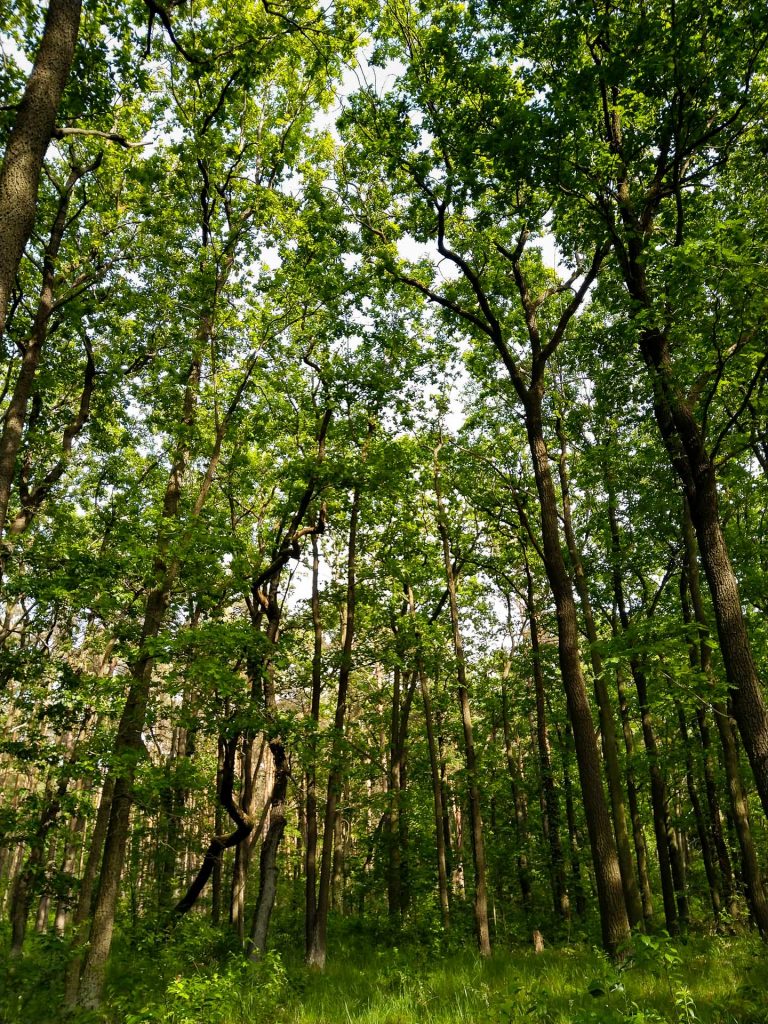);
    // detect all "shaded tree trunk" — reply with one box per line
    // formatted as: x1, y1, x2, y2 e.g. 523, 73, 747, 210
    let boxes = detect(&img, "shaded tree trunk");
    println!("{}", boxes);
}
307, 487, 359, 969
524, 393, 629, 954
522, 550, 568, 922
681, 499, 768, 935
557, 419, 642, 927
436, 479, 491, 957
